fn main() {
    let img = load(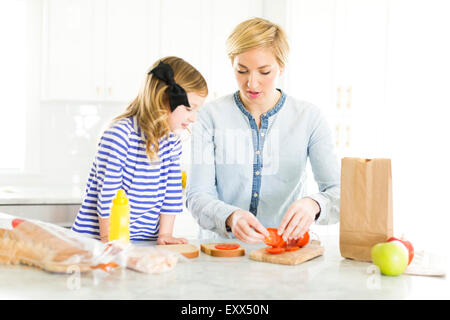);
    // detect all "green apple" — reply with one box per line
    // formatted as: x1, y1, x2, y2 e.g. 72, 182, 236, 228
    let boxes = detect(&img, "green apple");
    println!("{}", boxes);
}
371, 242, 408, 276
